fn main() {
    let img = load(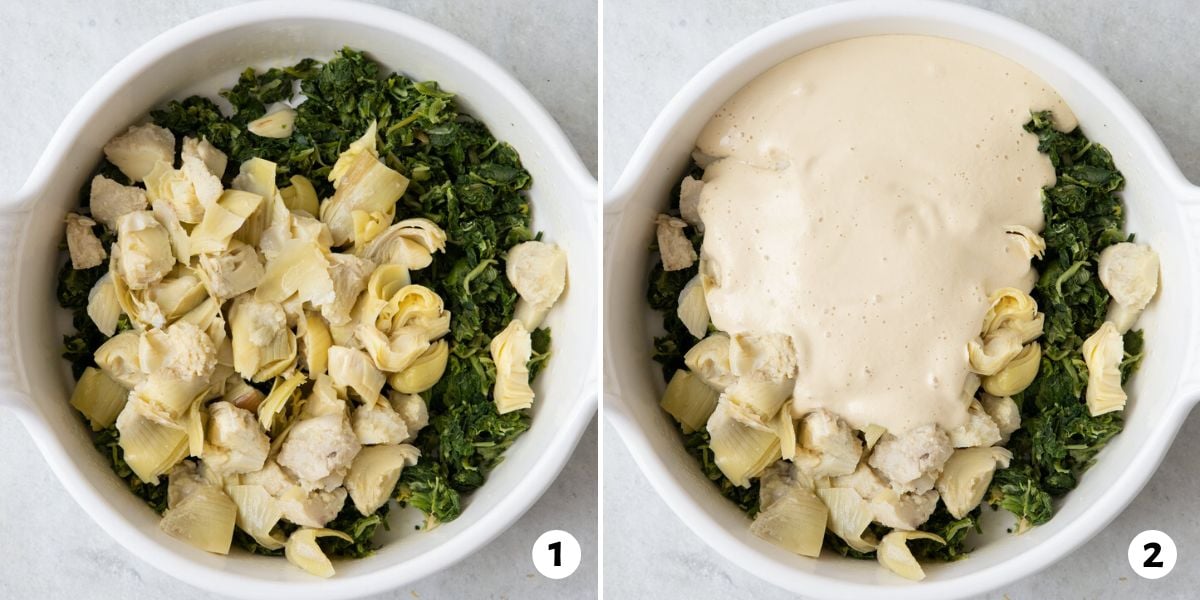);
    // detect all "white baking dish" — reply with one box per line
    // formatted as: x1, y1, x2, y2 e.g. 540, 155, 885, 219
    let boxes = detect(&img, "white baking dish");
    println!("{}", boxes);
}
604, 1, 1200, 598
0, 2, 598, 598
